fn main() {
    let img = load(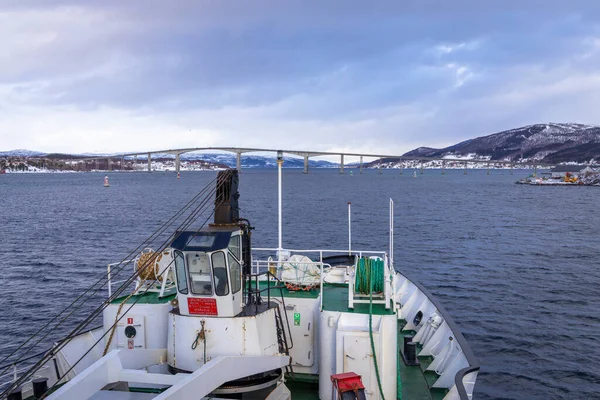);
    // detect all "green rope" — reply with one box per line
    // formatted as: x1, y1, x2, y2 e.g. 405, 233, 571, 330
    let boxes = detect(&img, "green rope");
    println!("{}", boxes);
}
355, 257, 385, 294
397, 329, 402, 399
368, 258, 386, 400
